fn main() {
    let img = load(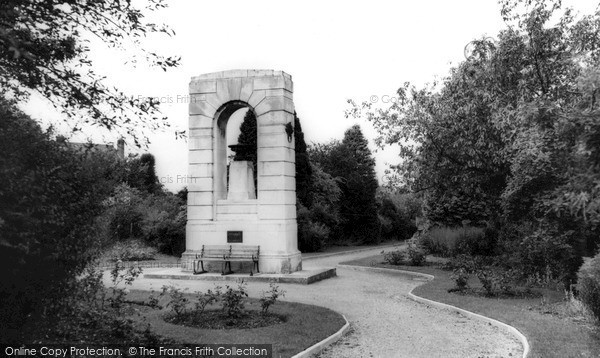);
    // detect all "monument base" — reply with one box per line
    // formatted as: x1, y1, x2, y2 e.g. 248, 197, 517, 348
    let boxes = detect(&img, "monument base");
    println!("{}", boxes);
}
259, 251, 302, 274
145, 266, 336, 285
185, 217, 301, 274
